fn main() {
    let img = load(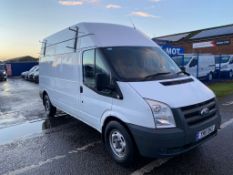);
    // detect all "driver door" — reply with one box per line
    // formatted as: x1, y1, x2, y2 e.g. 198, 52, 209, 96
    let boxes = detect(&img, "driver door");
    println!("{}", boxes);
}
79, 49, 113, 130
